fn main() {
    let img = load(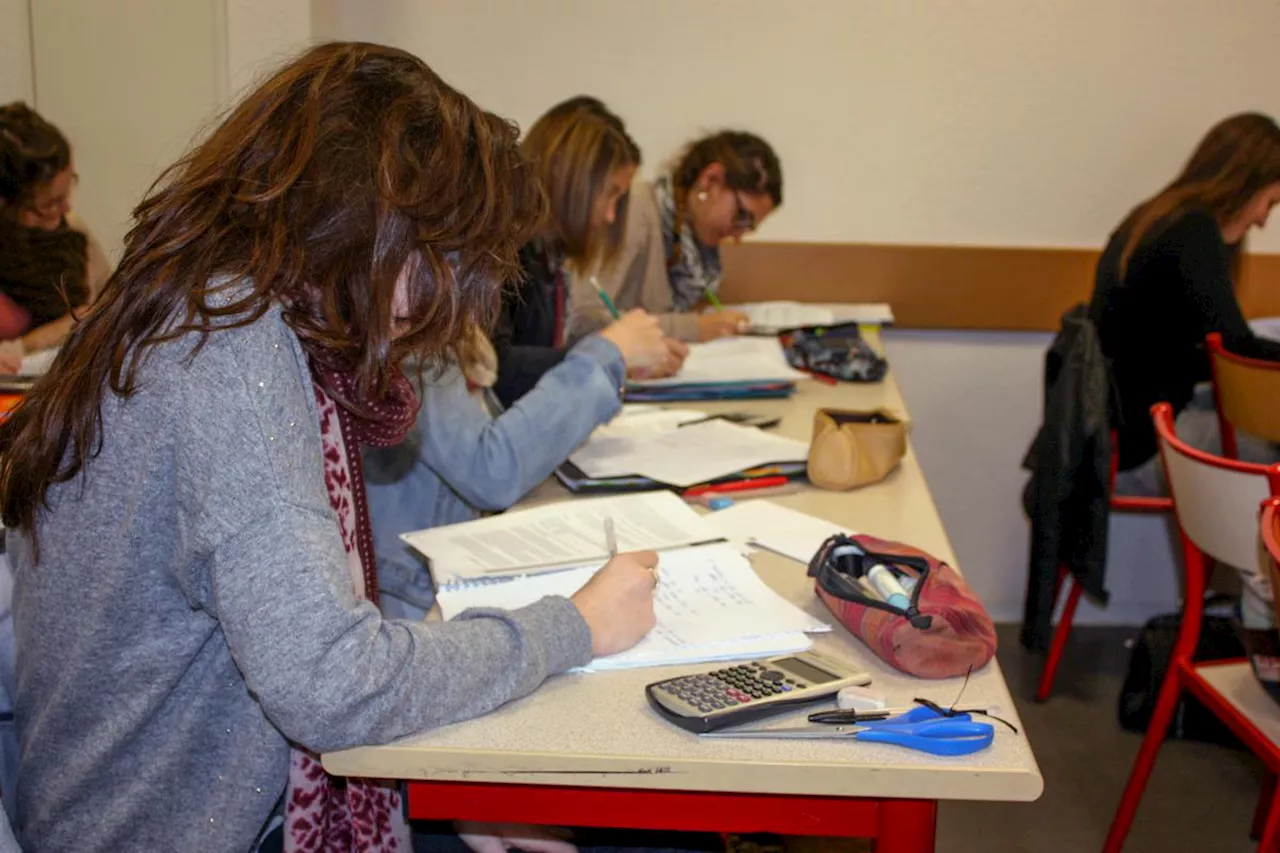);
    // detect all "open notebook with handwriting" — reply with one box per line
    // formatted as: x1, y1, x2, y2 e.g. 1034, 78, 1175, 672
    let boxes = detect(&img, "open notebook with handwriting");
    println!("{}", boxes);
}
434, 543, 830, 671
